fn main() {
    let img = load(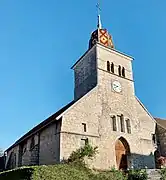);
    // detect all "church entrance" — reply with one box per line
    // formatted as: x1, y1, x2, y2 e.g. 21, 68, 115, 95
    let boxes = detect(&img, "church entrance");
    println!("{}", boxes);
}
115, 137, 130, 170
